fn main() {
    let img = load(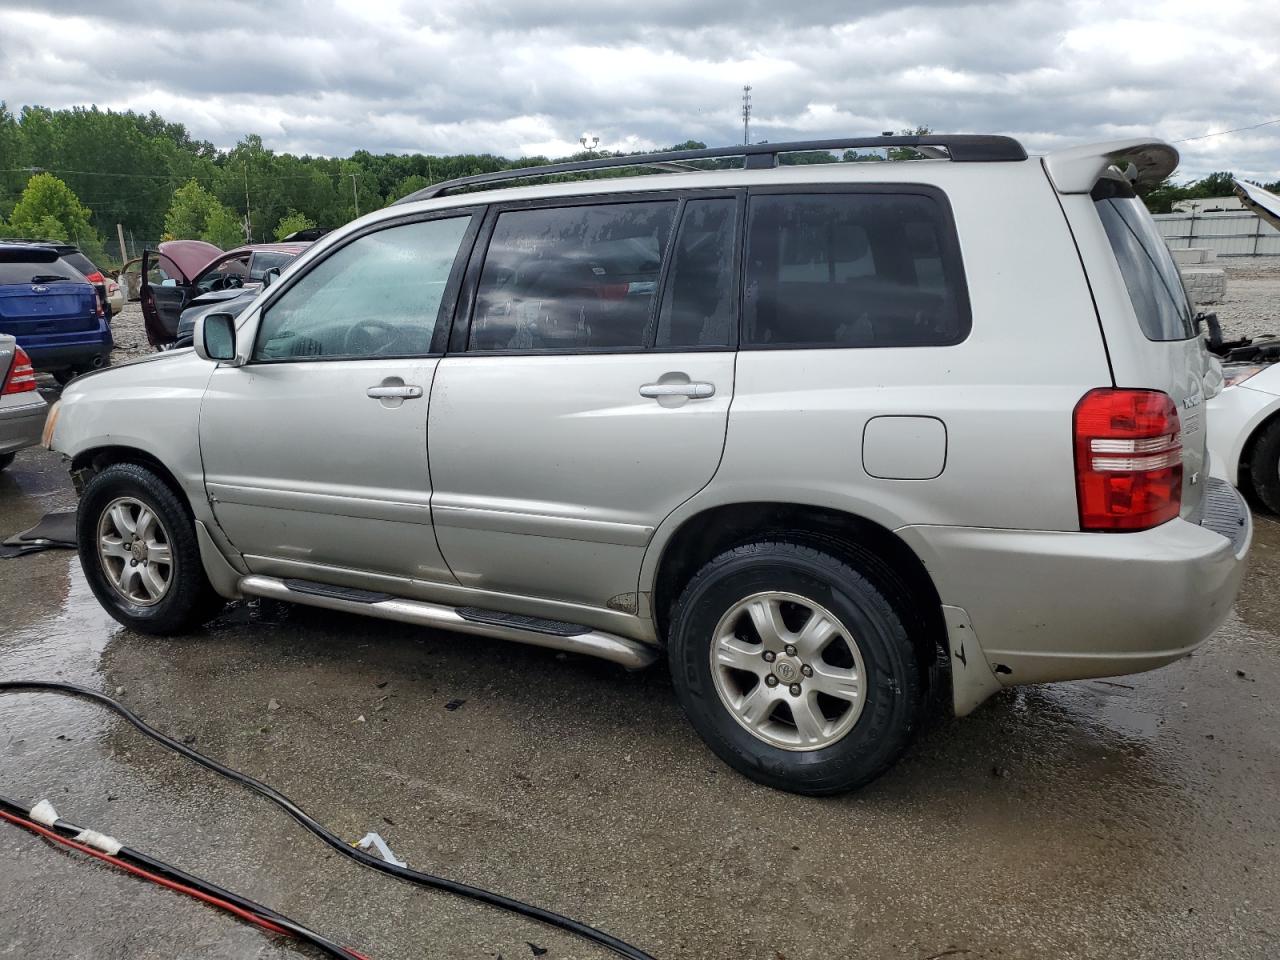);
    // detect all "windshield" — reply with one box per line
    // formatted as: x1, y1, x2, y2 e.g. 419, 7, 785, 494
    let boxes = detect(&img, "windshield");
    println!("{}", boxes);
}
1092, 178, 1196, 341
248, 250, 296, 279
